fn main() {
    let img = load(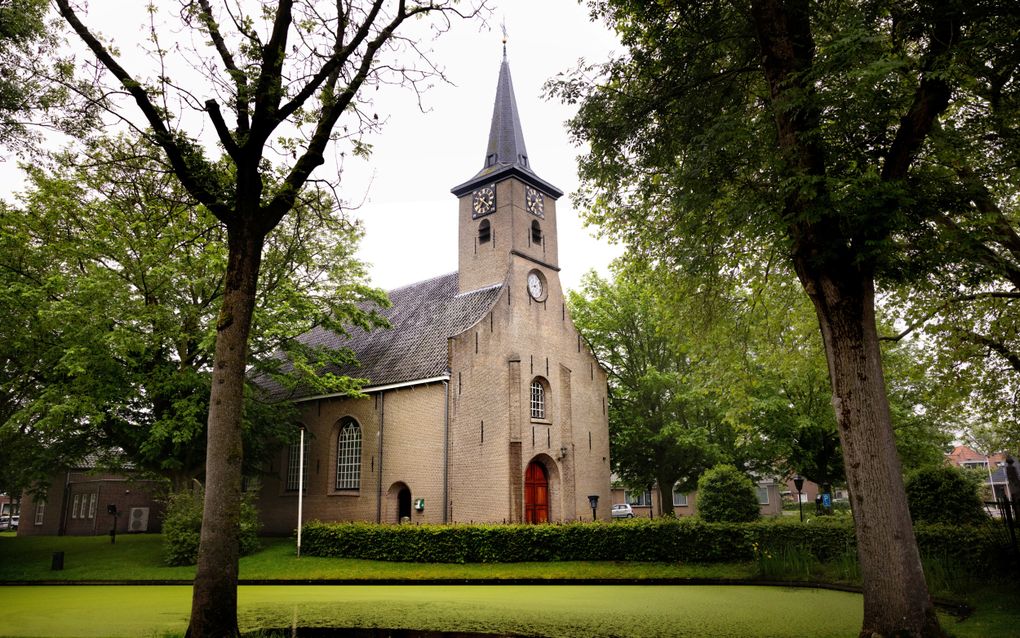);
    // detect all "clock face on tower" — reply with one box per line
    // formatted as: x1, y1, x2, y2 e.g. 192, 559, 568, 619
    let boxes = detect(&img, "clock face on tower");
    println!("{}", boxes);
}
525, 186, 544, 217
471, 185, 496, 218
527, 270, 547, 301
